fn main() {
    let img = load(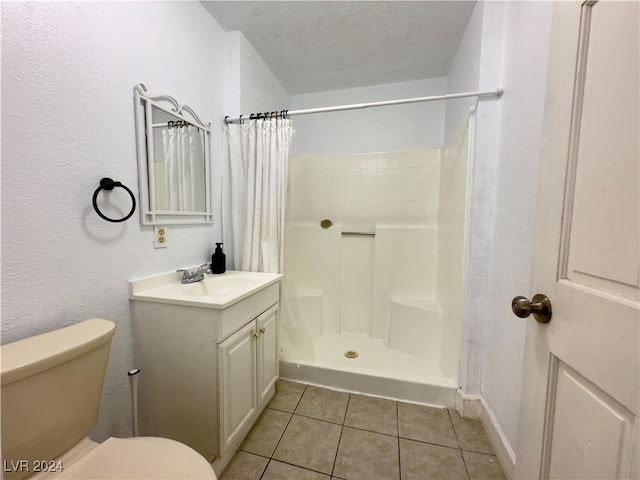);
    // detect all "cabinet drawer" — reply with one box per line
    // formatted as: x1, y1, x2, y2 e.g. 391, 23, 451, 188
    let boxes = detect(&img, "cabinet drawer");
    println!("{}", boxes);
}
218, 283, 279, 341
